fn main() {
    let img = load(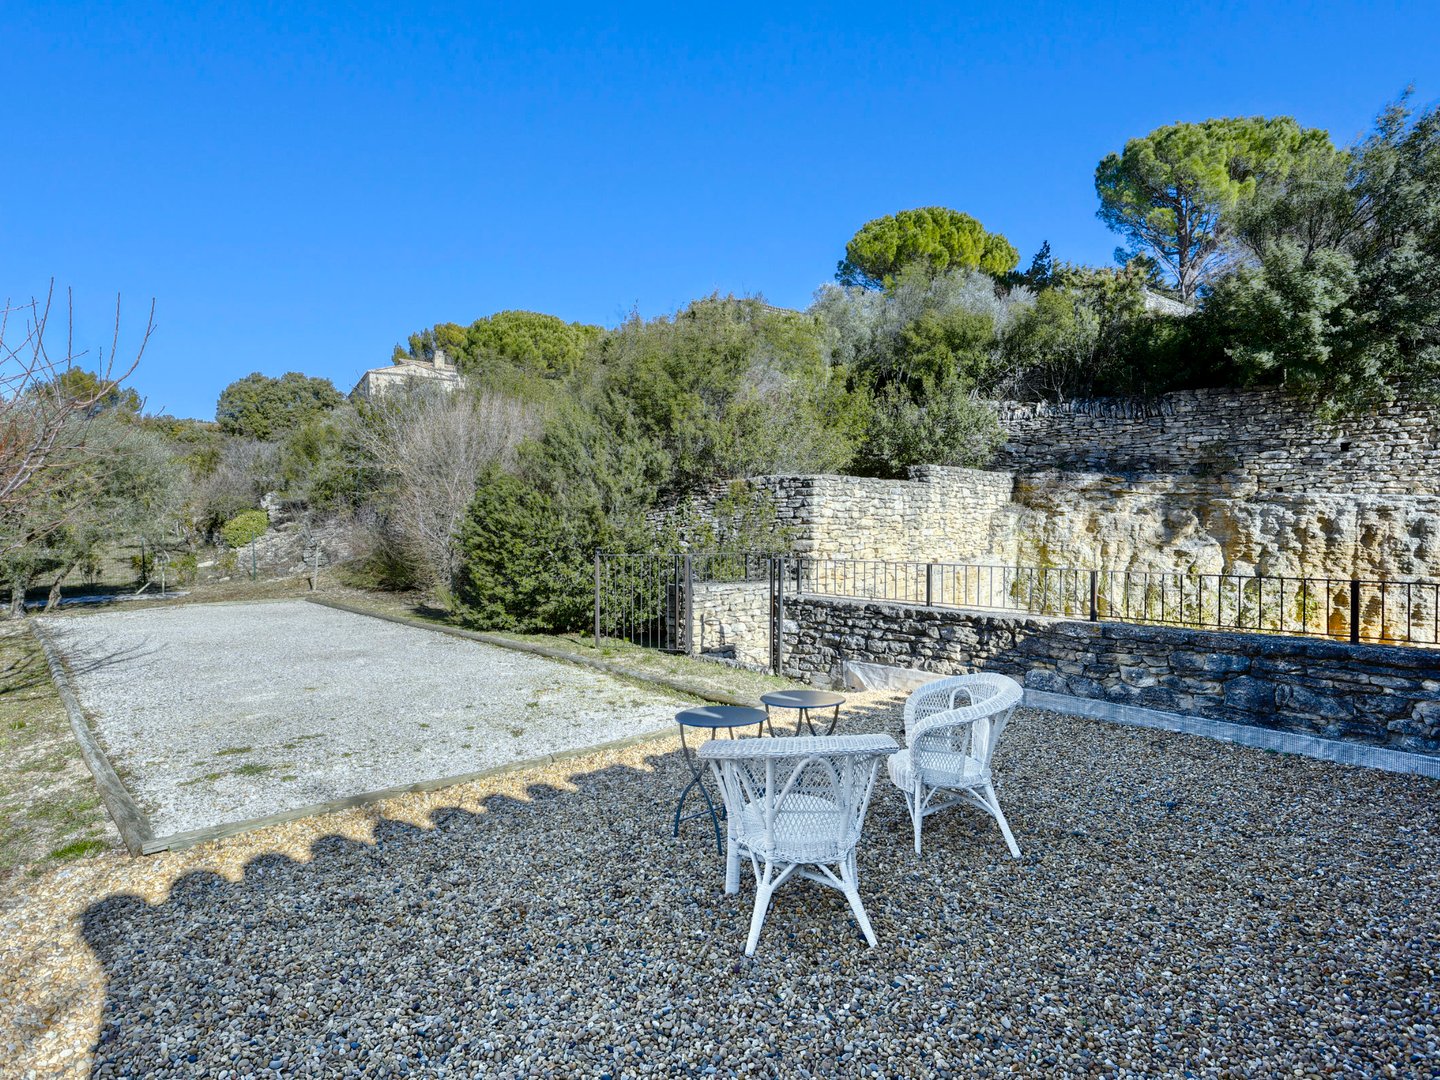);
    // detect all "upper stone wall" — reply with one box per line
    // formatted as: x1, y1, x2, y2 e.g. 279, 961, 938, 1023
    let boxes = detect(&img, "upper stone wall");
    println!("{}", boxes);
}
750, 467, 1014, 562
993, 388, 1440, 497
